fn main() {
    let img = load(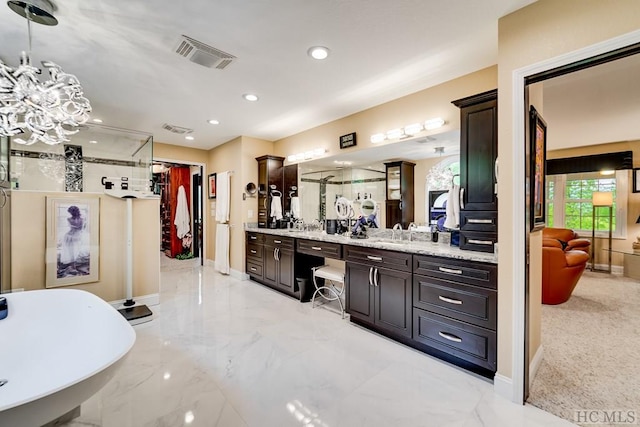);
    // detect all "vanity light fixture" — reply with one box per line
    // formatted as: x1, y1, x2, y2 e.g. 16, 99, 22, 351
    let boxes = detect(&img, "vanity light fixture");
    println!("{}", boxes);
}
370, 133, 385, 144
404, 123, 423, 136
287, 155, 297, 162
295, 153, 305, 161
185, 135, 195, 141
207, 119, 219, 125
307, 46, 330, 60
386, 128, 404, 139
600, 169, 615, 176
424, 117, 446, 130
313, 148, 326, 156
243, 93, 259, 102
